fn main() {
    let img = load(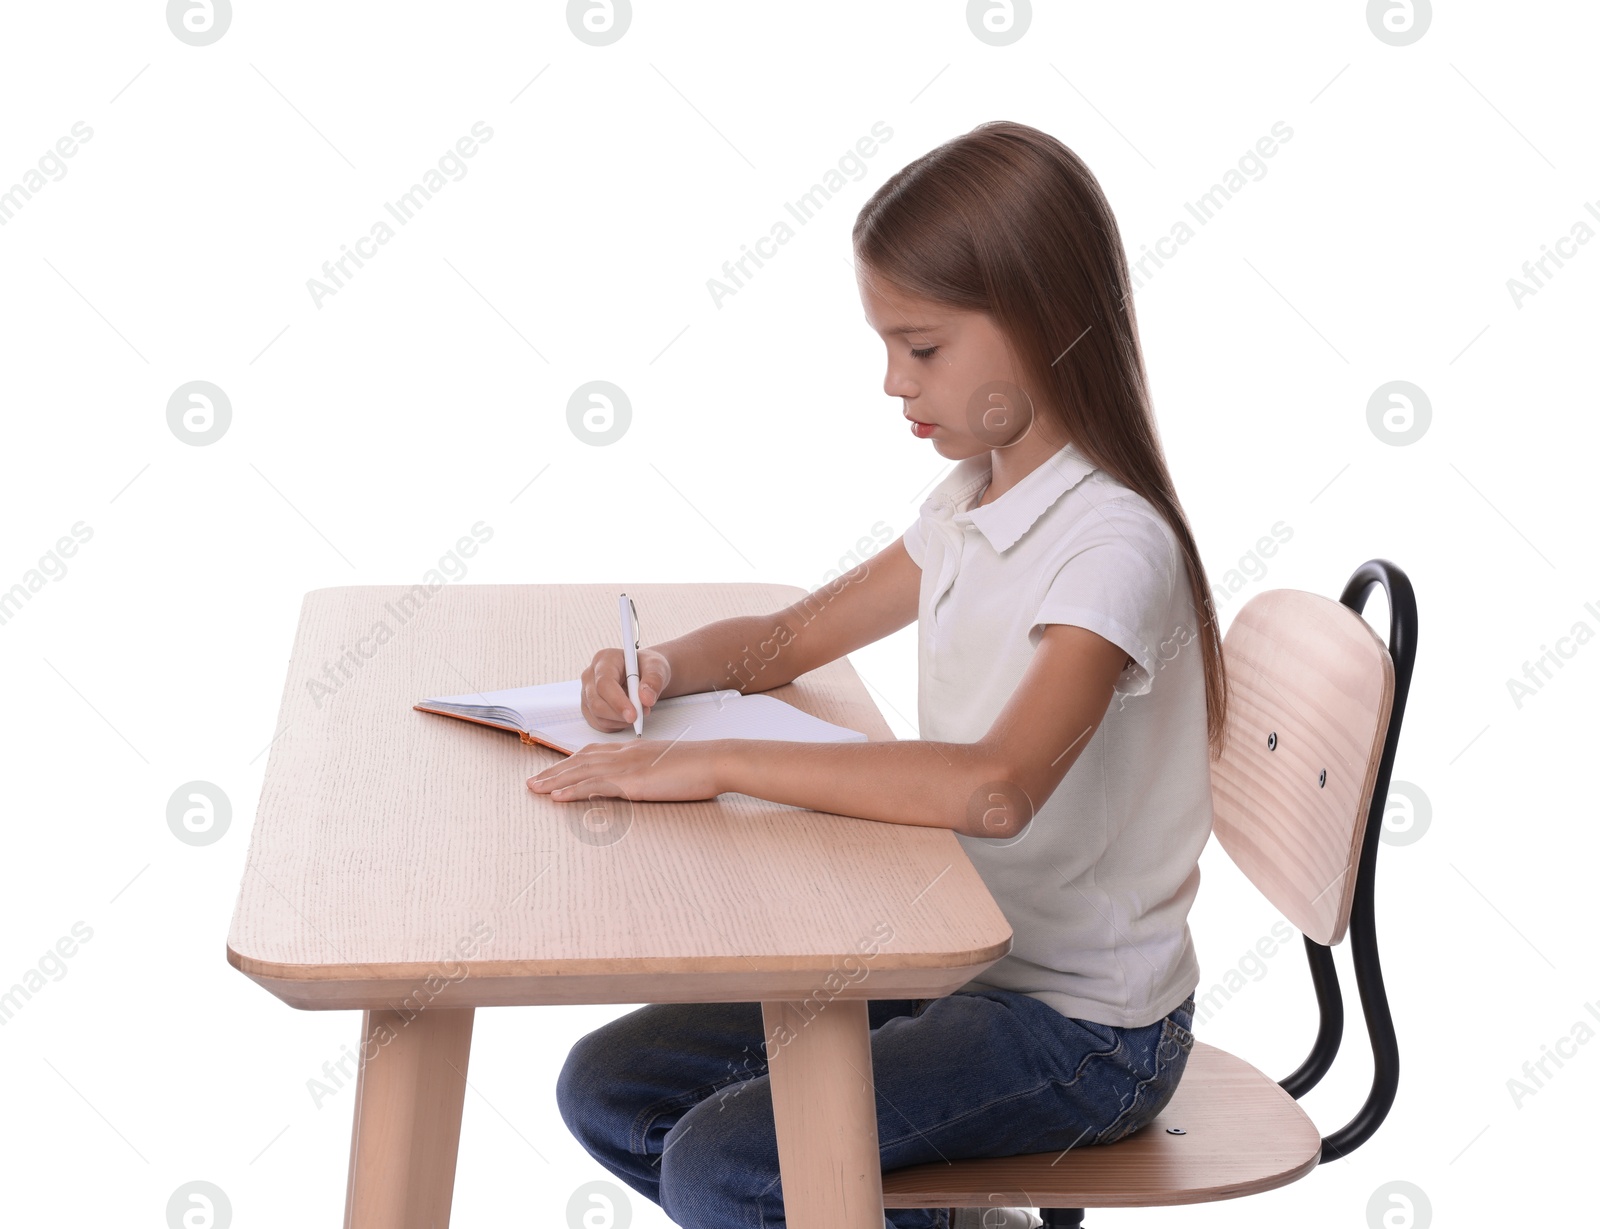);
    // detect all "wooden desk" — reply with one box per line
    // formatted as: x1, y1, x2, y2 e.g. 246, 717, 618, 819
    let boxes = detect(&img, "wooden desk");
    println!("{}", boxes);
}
226, 583, 1011, 1229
